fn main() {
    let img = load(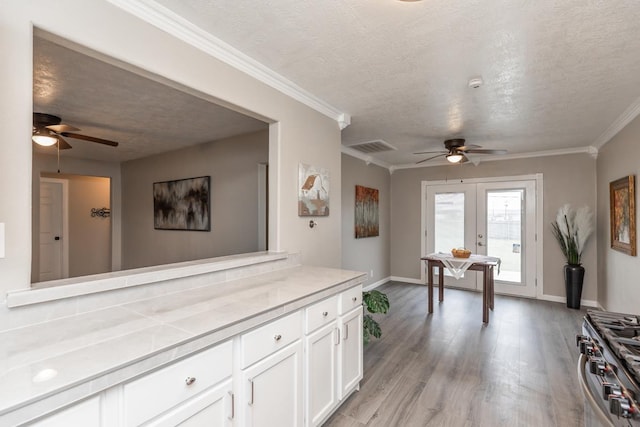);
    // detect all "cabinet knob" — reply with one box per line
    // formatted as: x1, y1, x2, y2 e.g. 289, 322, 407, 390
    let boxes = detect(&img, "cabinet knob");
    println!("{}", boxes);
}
274, 334, 282, 341
185, 376, 196, 386
322, 311, 328, 317
352, 297, 357, 302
